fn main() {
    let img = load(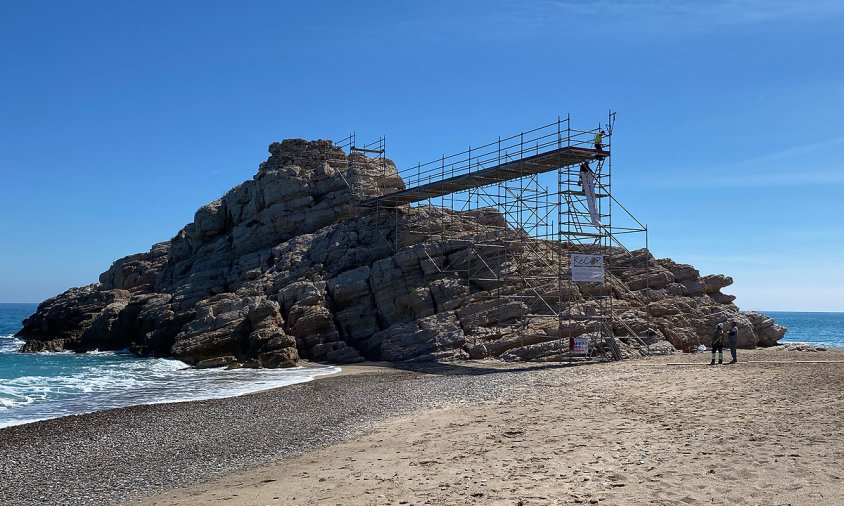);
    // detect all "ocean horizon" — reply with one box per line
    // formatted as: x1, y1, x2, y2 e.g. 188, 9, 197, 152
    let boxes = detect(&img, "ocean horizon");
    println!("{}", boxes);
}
1, 303, 841, 429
